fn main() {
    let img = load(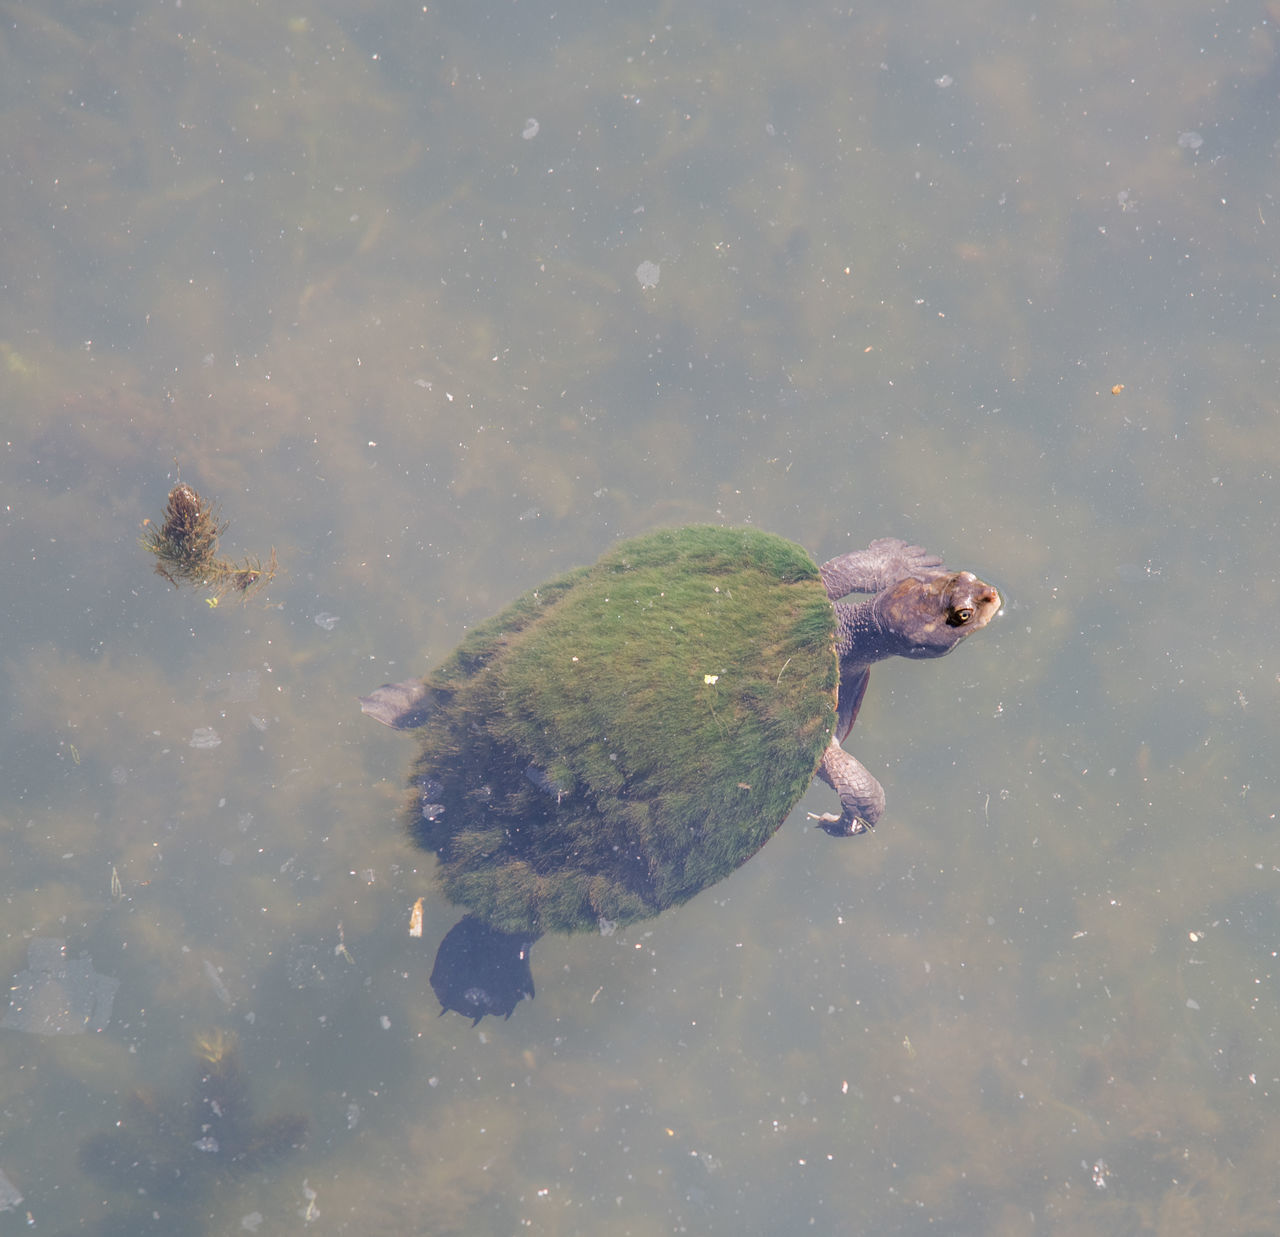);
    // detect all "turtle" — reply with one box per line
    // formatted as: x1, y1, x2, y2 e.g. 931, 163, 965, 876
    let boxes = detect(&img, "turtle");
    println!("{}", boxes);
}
362, 526, 1000, 1016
